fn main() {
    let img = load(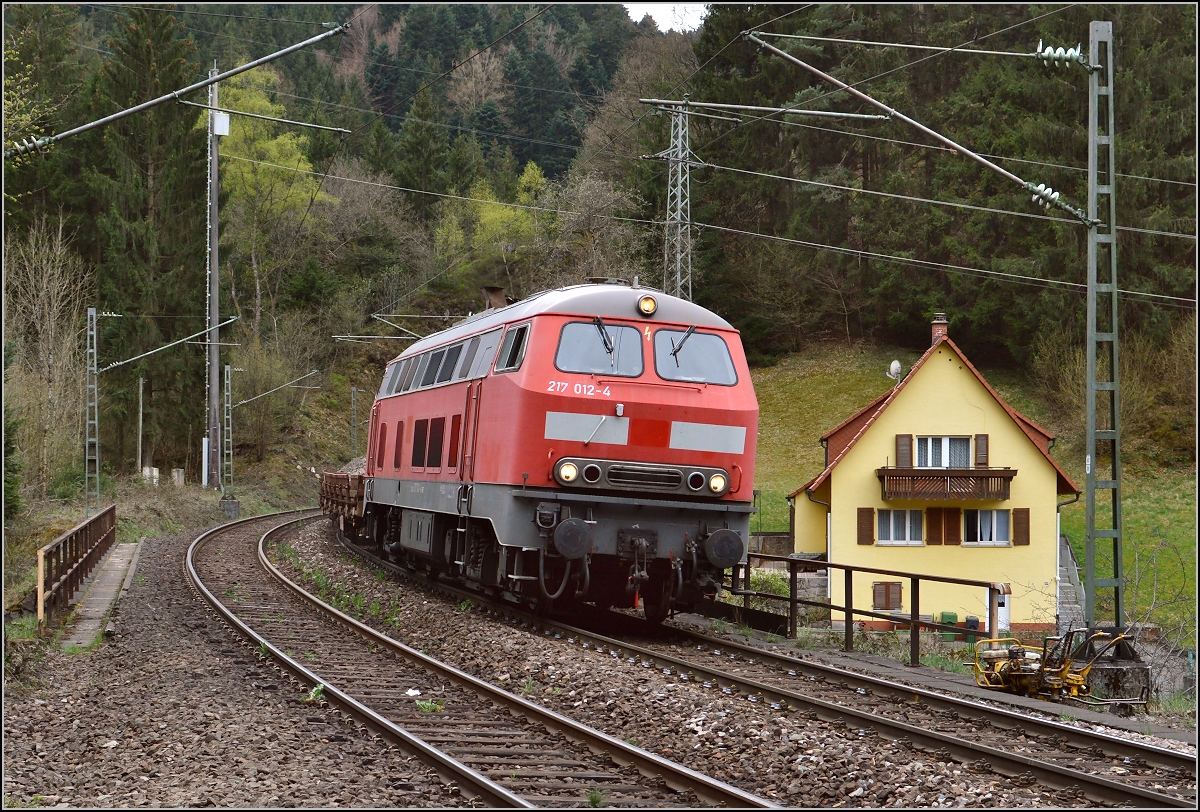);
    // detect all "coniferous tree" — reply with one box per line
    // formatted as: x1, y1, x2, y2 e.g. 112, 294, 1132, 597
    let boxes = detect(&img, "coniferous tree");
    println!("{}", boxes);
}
394, 86, 449, 221
83, 6, 207, 471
